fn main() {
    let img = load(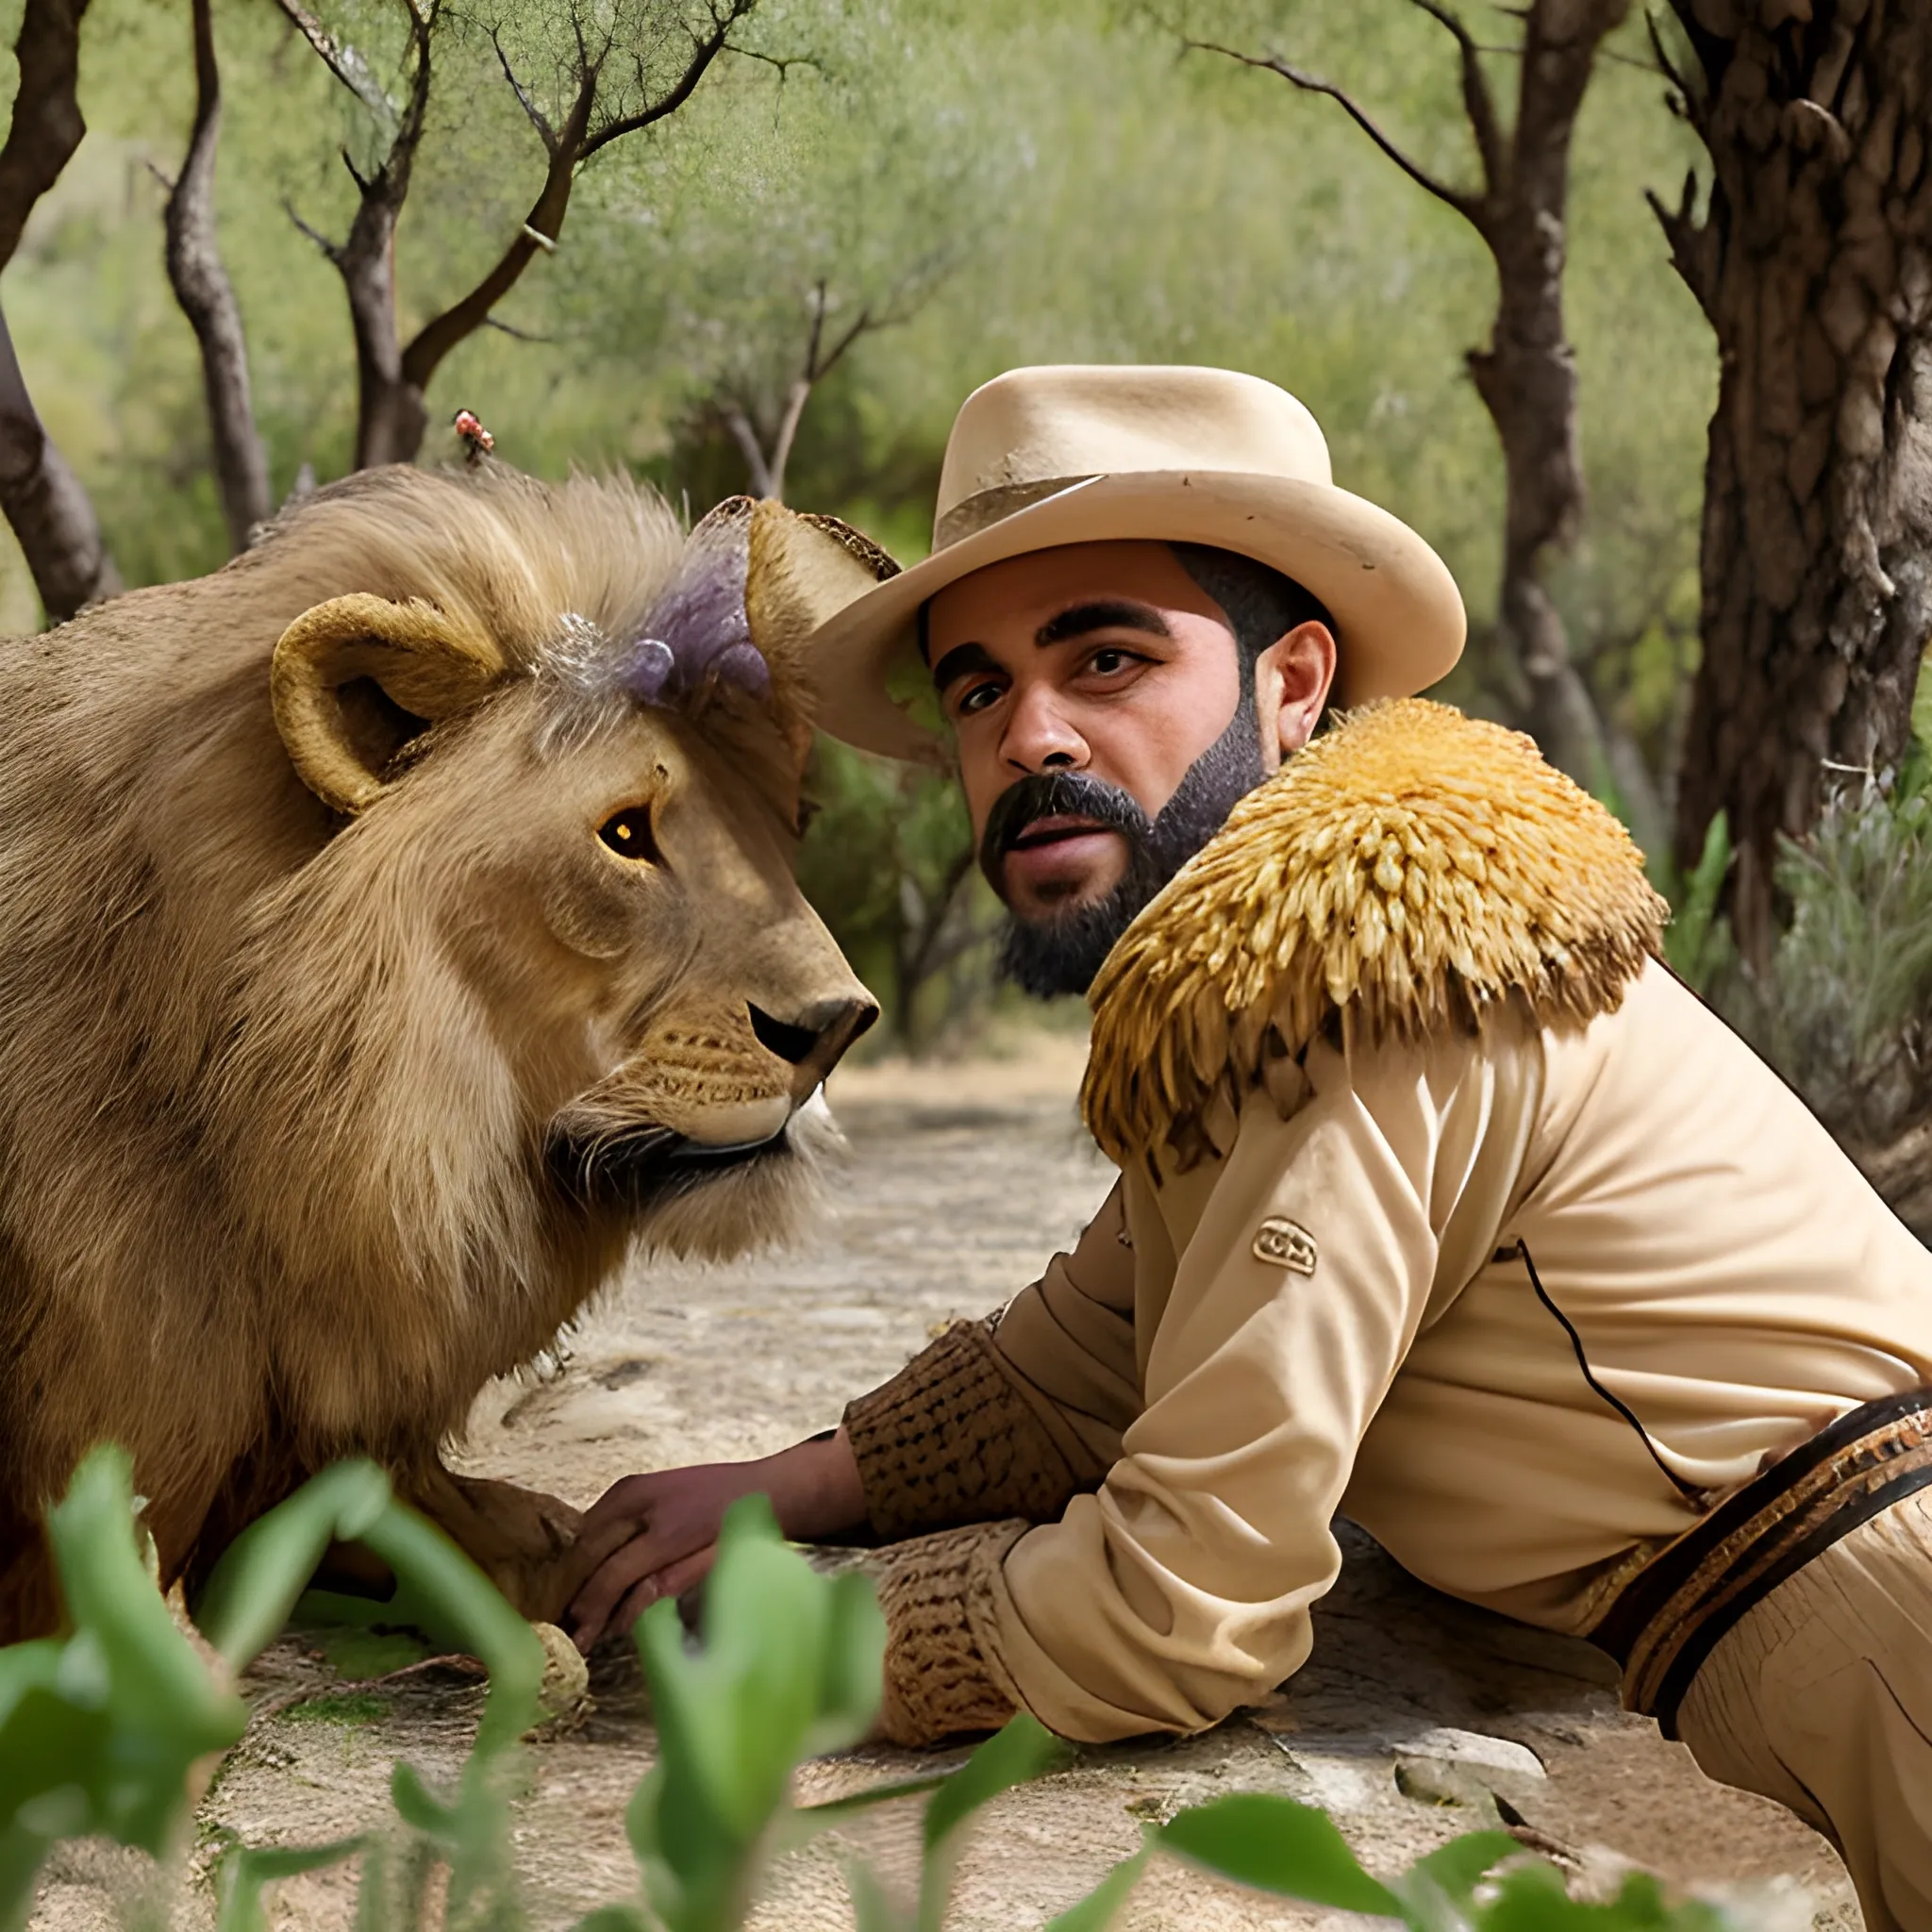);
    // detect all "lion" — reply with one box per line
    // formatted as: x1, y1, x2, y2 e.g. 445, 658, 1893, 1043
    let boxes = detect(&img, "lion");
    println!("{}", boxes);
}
0, 462, 894, 1639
